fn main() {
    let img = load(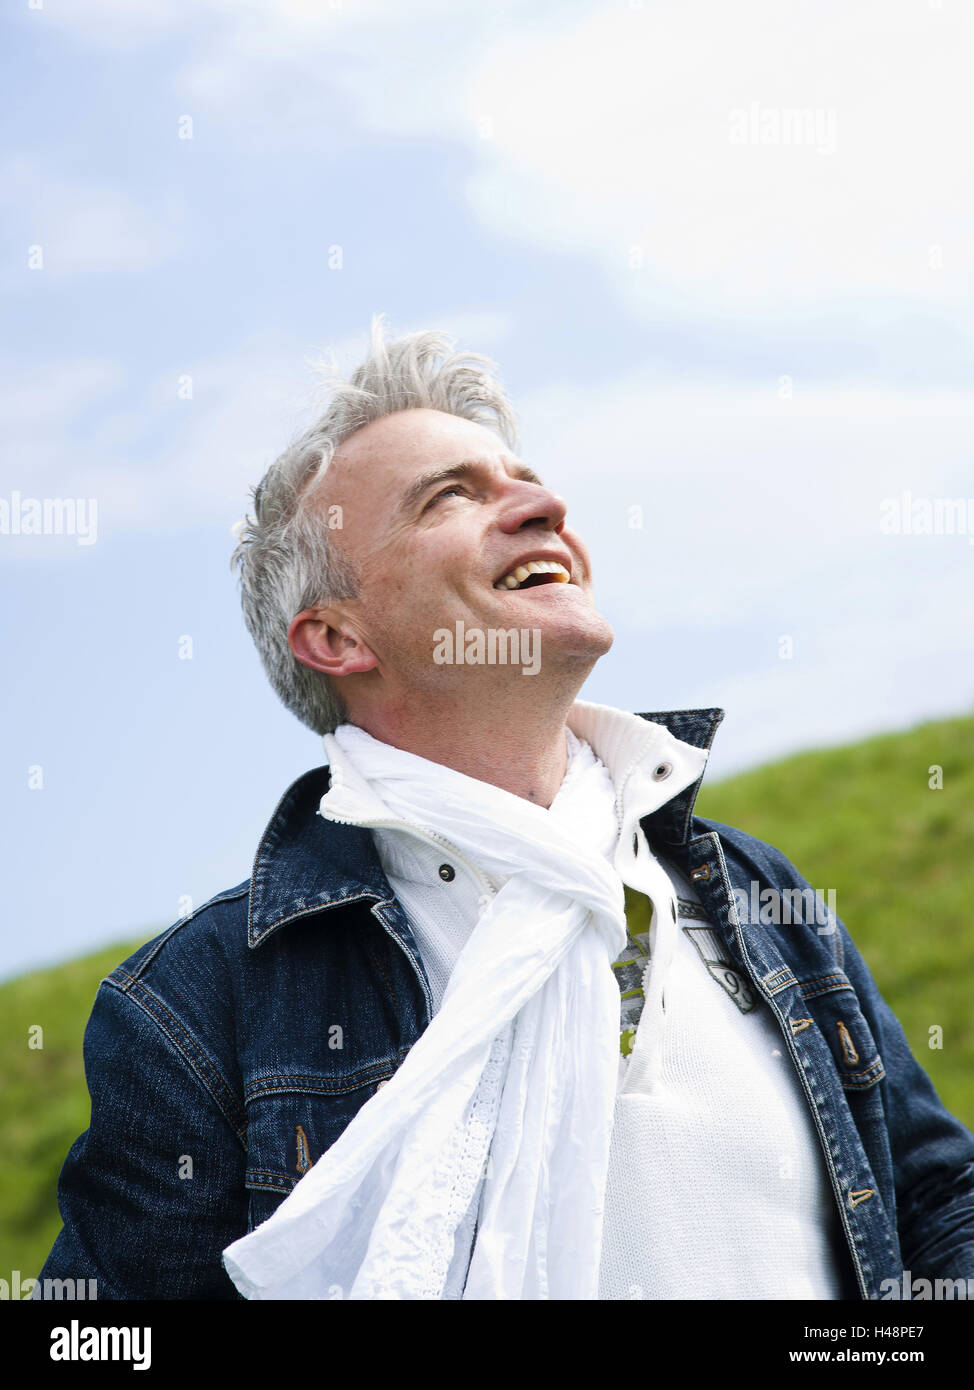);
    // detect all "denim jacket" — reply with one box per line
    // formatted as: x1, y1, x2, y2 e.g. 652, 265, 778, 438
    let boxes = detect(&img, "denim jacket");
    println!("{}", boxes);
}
36, 708, 974, 1299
